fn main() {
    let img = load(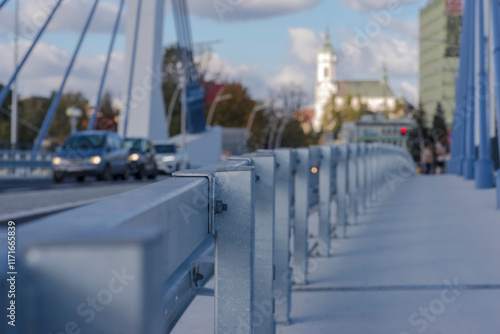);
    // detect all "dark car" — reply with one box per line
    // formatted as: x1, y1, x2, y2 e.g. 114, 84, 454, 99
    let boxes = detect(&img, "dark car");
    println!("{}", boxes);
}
51, 131, 129, 183
124, 138, 158, 179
